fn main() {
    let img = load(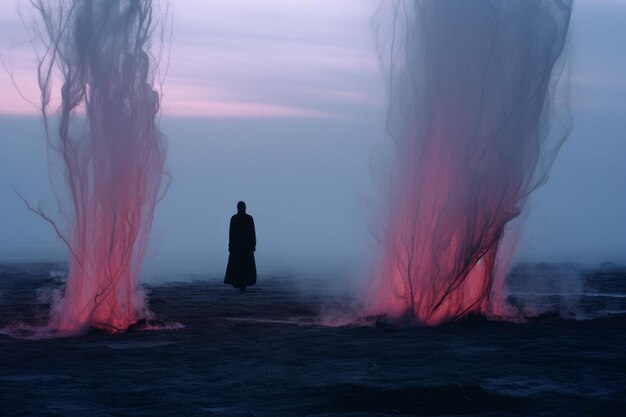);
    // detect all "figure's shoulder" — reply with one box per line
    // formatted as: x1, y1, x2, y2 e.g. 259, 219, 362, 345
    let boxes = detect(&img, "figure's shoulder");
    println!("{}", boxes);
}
245, 214, 254, 221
